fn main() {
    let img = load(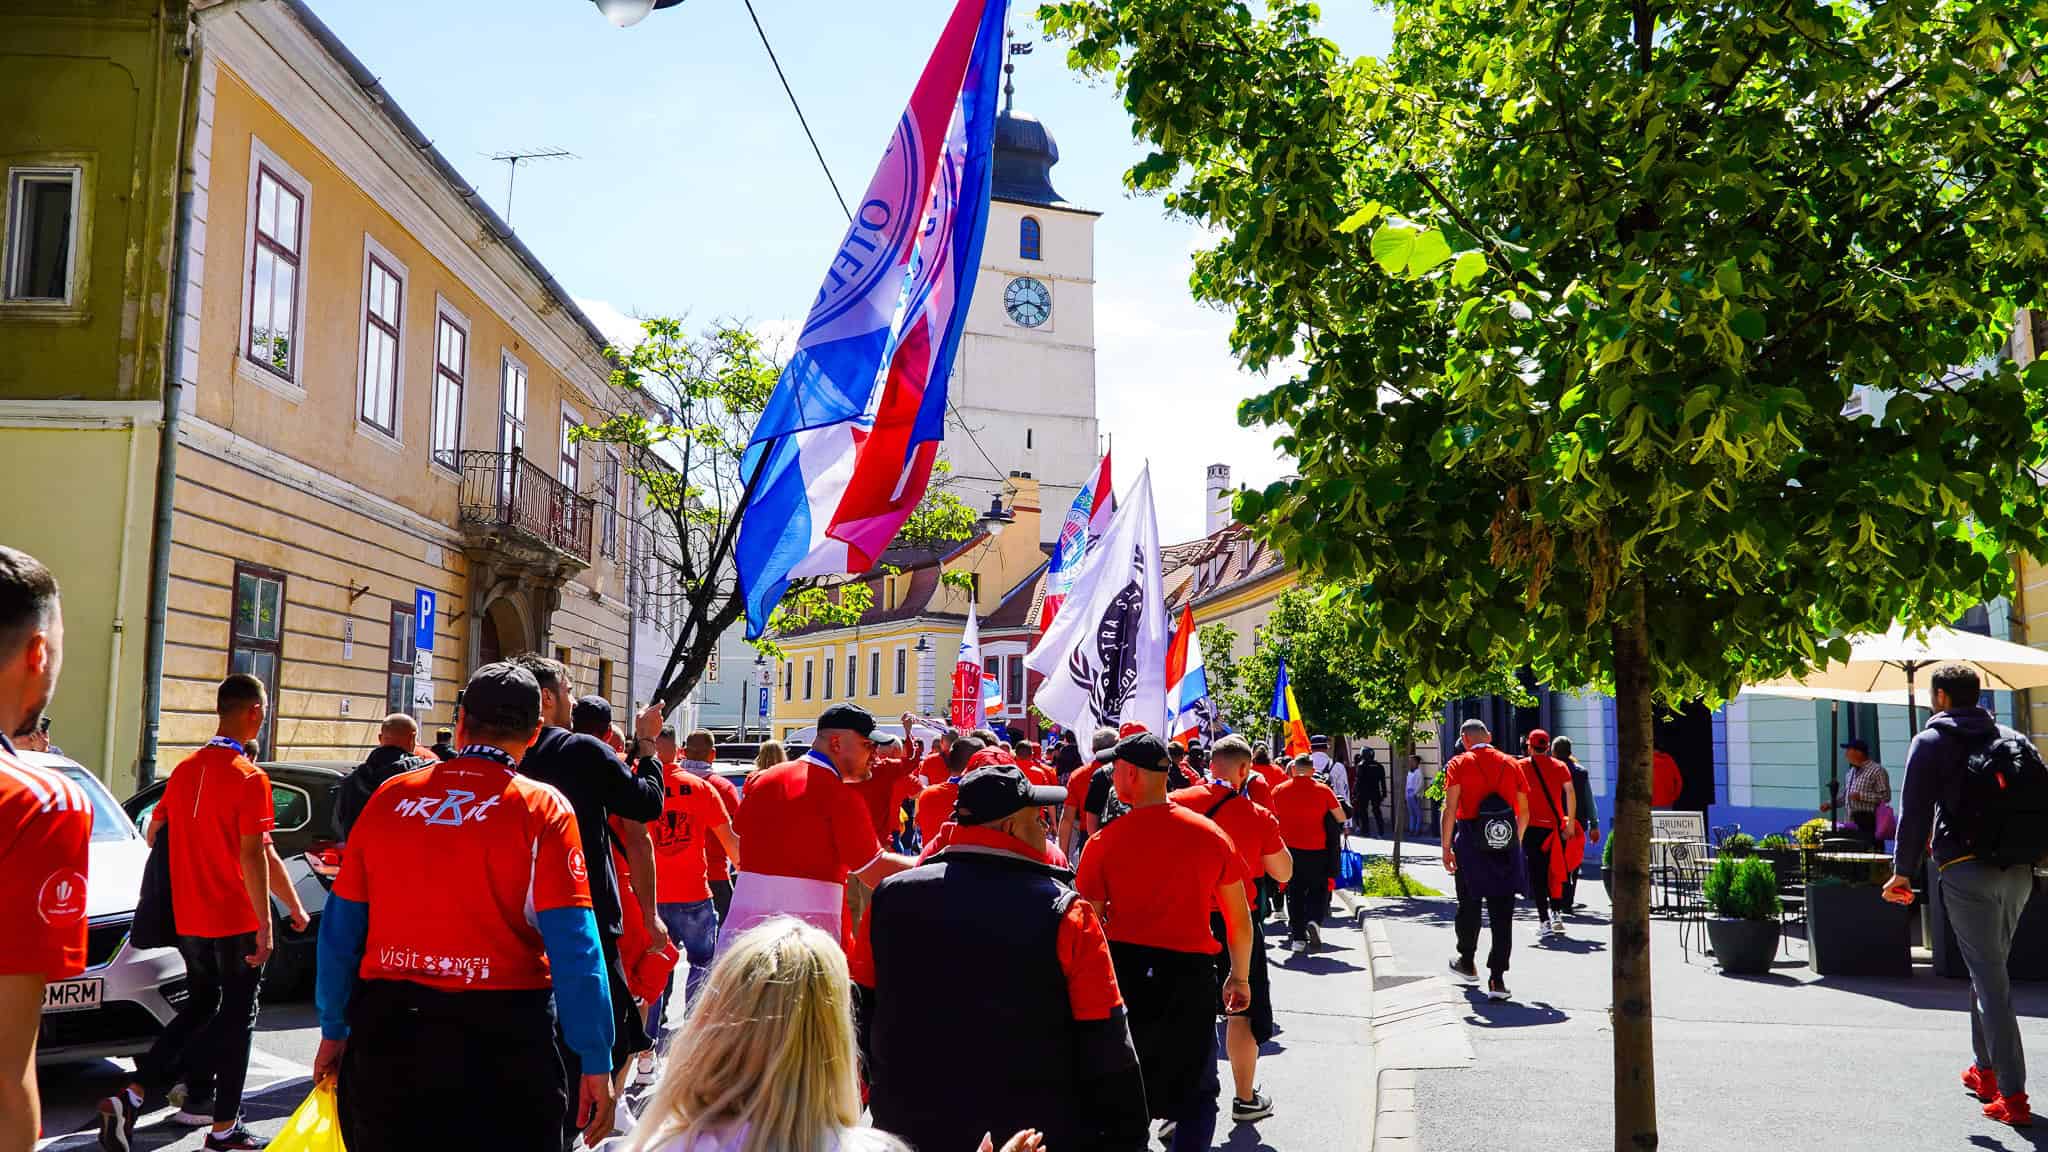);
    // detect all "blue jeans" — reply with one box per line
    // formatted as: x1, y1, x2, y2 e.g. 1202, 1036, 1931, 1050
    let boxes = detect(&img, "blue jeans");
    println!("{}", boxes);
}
647, 899, 718, 1050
